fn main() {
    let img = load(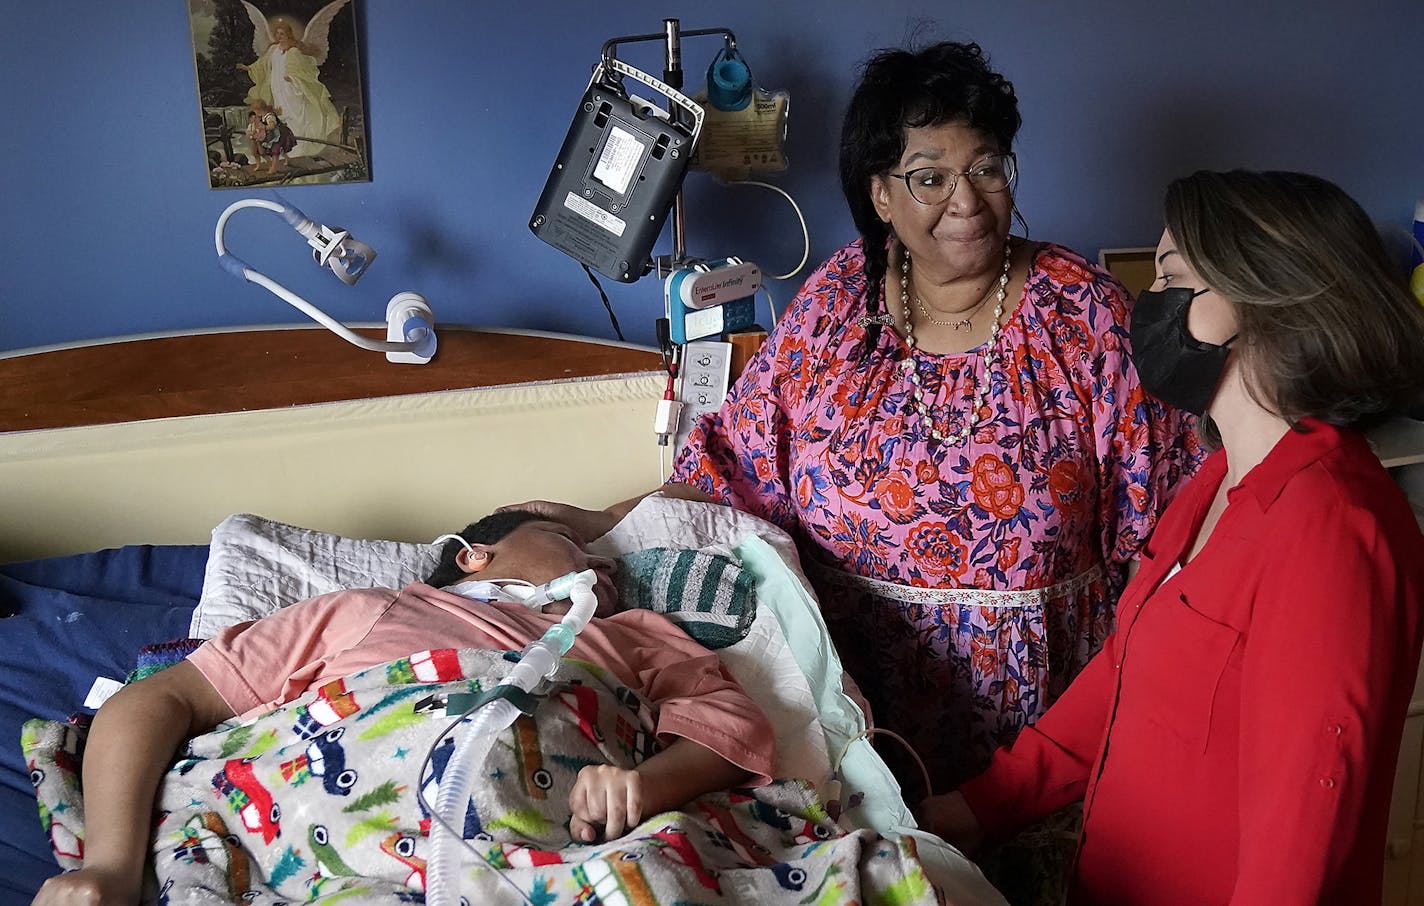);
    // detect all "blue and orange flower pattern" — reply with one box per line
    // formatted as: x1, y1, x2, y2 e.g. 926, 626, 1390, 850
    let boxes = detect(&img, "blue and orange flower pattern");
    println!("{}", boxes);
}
671, 240, 1202, 788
